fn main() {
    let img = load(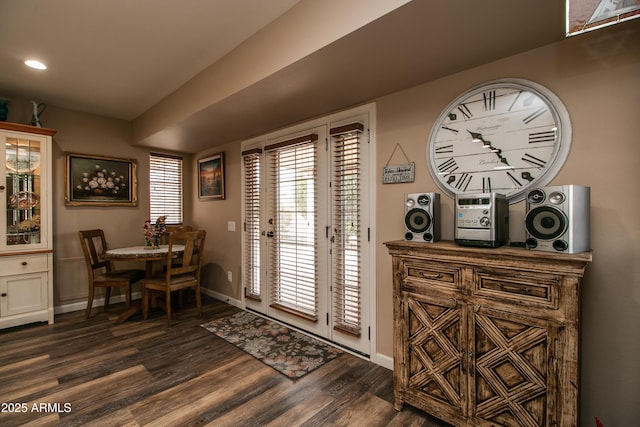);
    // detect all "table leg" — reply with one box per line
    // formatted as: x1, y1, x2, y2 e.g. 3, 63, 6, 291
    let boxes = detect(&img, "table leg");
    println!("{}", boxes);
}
115, 260, 154, 323
115, 260, 176, 323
